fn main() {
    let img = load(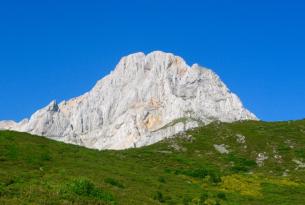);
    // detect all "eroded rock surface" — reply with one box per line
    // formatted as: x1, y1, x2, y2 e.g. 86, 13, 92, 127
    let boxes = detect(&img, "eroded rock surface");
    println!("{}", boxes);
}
0, 51, 257, 150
